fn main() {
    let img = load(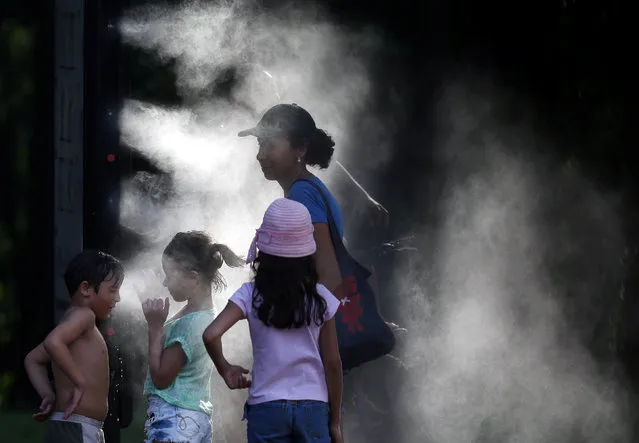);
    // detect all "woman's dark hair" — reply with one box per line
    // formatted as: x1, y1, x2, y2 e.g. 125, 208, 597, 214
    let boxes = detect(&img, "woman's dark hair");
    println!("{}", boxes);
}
291, 128, 335, 169
64, 250, 125, 296
251, 251, 327, 329
164, 231, 244, 292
